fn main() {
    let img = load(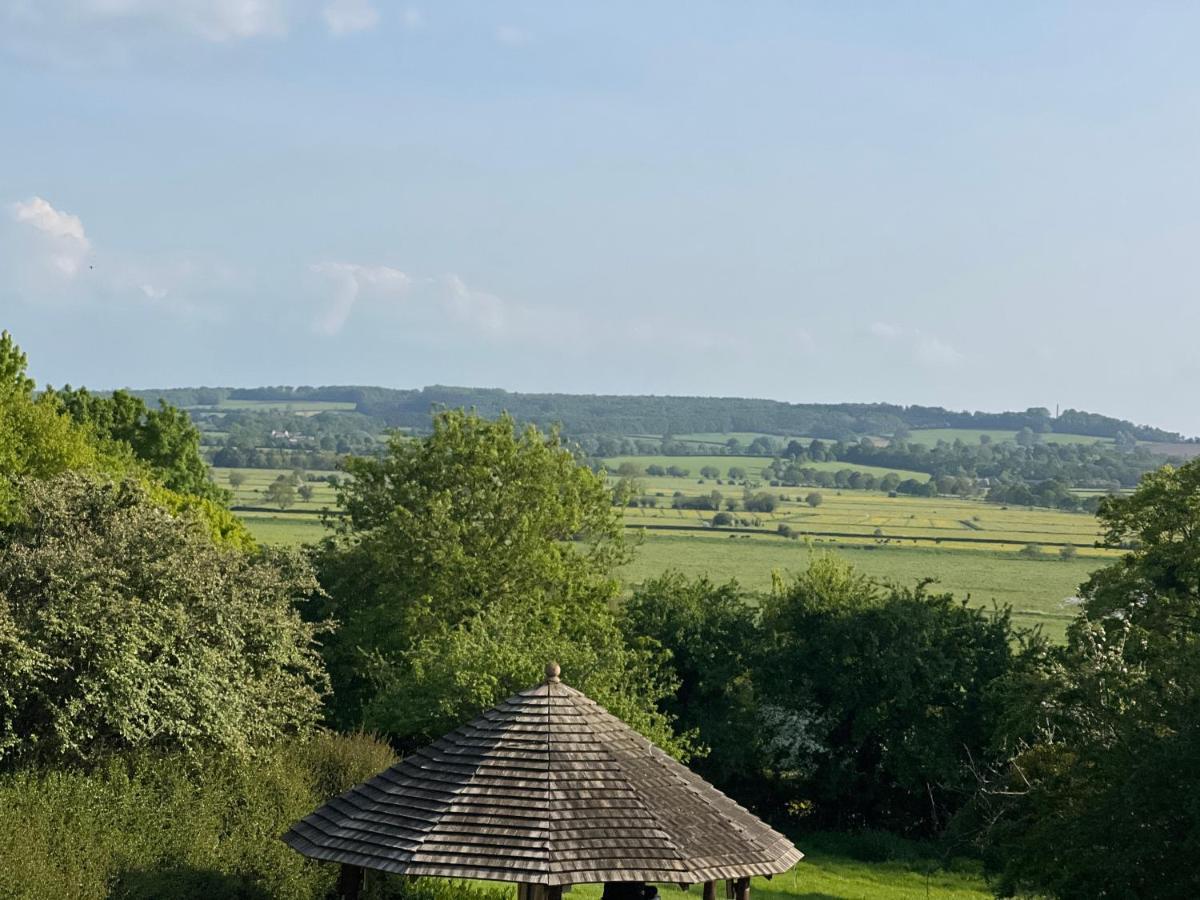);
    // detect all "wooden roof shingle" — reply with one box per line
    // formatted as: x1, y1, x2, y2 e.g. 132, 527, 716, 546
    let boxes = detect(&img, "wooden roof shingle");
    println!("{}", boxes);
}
283, 664, 803, 886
